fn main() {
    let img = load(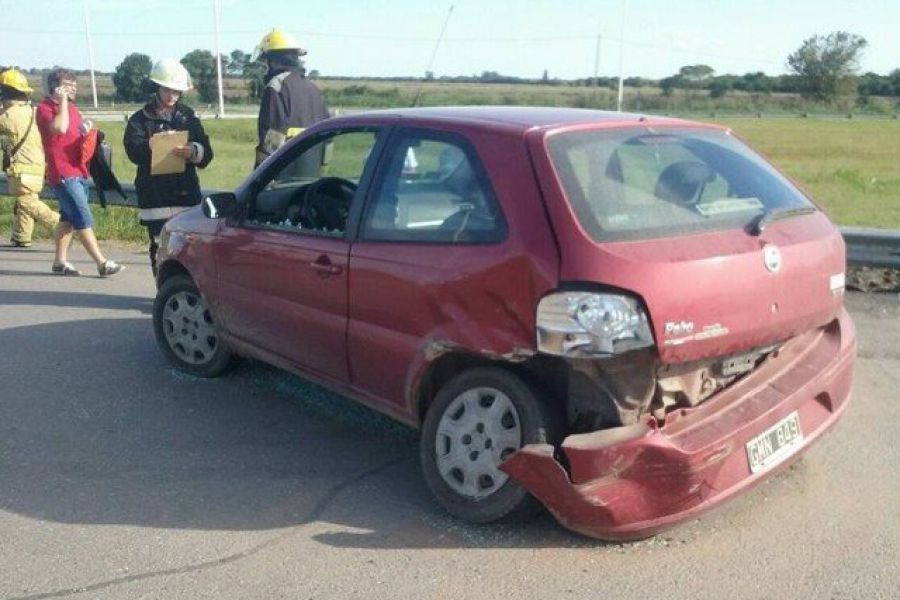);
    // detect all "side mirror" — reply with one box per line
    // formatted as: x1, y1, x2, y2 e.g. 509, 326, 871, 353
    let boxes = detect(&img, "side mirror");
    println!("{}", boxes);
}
202, 192, 238, 219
